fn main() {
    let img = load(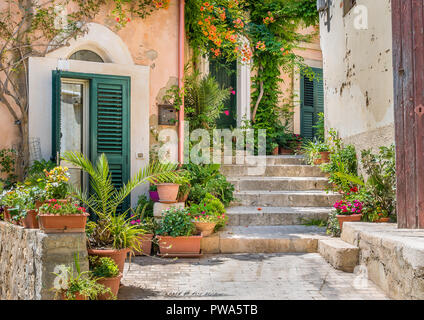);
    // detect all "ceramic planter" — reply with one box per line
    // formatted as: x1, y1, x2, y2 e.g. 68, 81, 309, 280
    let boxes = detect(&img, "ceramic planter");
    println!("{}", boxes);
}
279, 147, 293, 155
157, 235, 202, 255
3, 207, 10, 222
194, 221, 216, 237
320, 151, 331, 163
132, 233, 154, 256
149, 191, 159, 202
177, 184, 191, 203
272, 146, 279, 155
38, 213, 89, 233
313, 158, 322, 165
22, 210, 39, 229
96, 273, 123, 300
336, 214, 362, 230
157, 183, 180, 203
376, 217, 390, 223
87, 248, 130, 274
